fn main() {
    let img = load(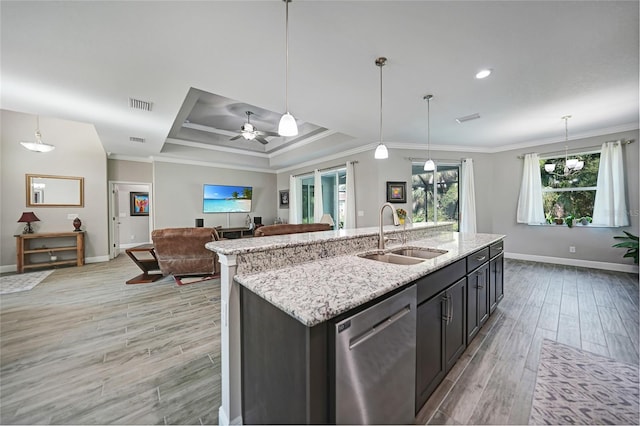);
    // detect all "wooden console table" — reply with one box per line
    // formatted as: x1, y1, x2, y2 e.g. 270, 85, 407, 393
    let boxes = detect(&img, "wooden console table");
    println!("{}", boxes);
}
15, 231, 85, 273
125, 244, 163, 284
